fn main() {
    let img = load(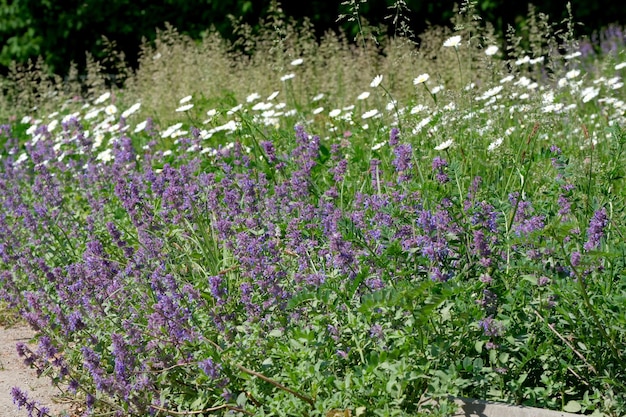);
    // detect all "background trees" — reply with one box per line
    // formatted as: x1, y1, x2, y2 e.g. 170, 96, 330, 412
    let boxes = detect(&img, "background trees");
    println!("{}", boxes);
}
0, 0, 624, 77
